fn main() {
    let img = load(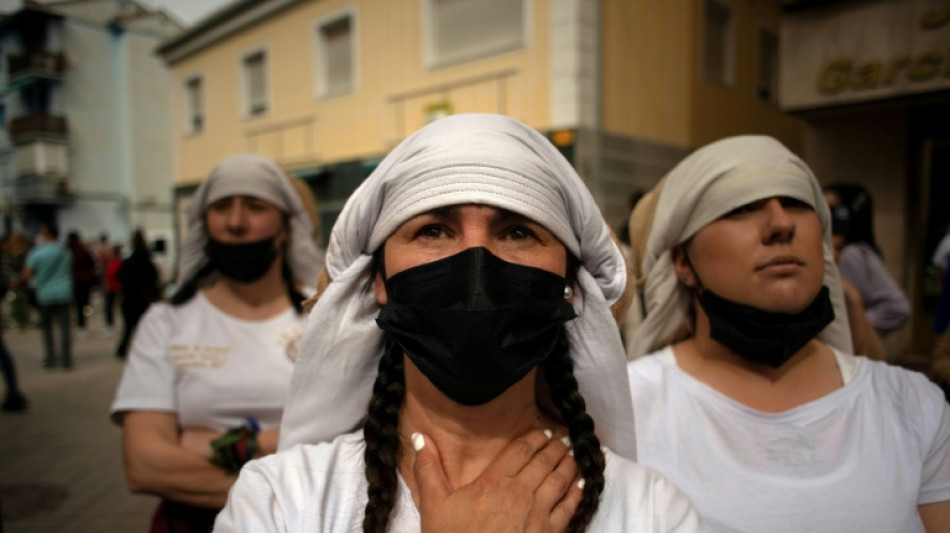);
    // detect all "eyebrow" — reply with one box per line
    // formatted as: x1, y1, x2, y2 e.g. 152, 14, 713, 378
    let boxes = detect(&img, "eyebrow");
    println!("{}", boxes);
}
424, 205, 524, 222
